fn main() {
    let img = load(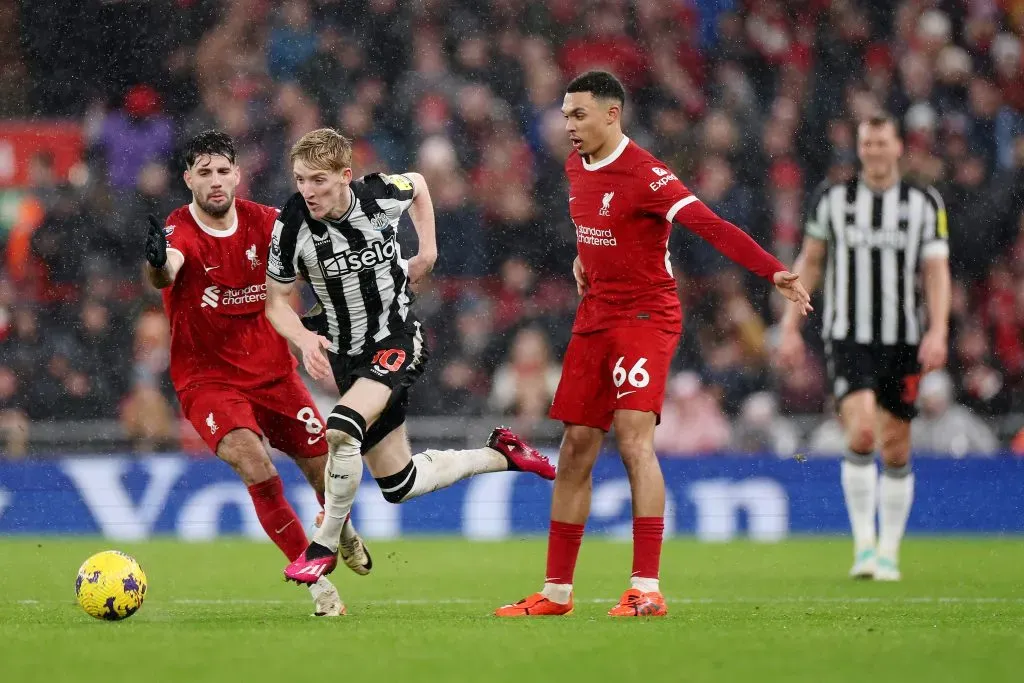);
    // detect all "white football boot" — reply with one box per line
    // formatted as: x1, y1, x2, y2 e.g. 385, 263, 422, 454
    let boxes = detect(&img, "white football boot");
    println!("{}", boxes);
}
339, 516, 373, 576
849, 548, 877, 579
873, 557, 901, 582
309, 576, 345, 616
